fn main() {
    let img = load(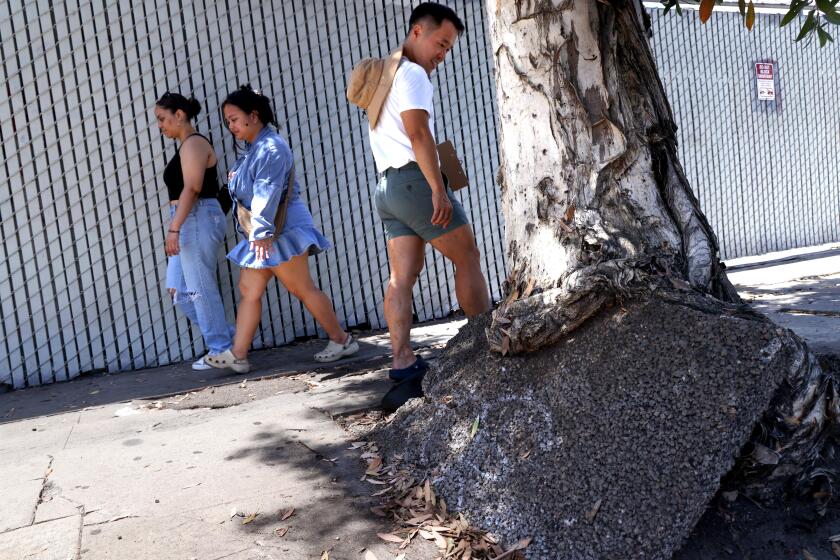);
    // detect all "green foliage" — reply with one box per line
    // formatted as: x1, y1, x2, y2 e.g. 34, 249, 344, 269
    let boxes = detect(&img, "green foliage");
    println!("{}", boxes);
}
660, 0, 838, 46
